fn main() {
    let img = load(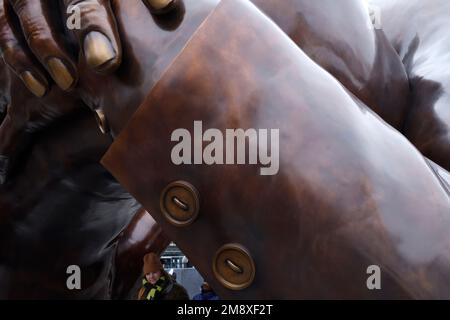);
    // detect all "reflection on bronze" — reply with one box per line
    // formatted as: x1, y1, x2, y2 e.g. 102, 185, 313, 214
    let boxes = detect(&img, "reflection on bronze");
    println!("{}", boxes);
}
225, 259, 244, 274
83, 32, 117, 70
213, 244, 256, 291
1, 0, 450, 300
160, 181, 200, 227
94, 109, 110, 135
